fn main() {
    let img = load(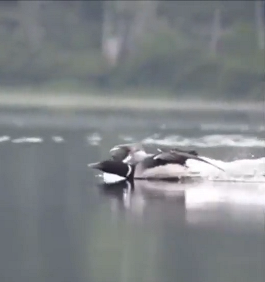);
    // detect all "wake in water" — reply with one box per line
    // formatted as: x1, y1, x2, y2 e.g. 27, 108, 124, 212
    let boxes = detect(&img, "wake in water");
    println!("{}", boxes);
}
89, 132, 265, 184
98, 157, 265, 184
185, 156, 265, 182
140, 134, 265, 183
